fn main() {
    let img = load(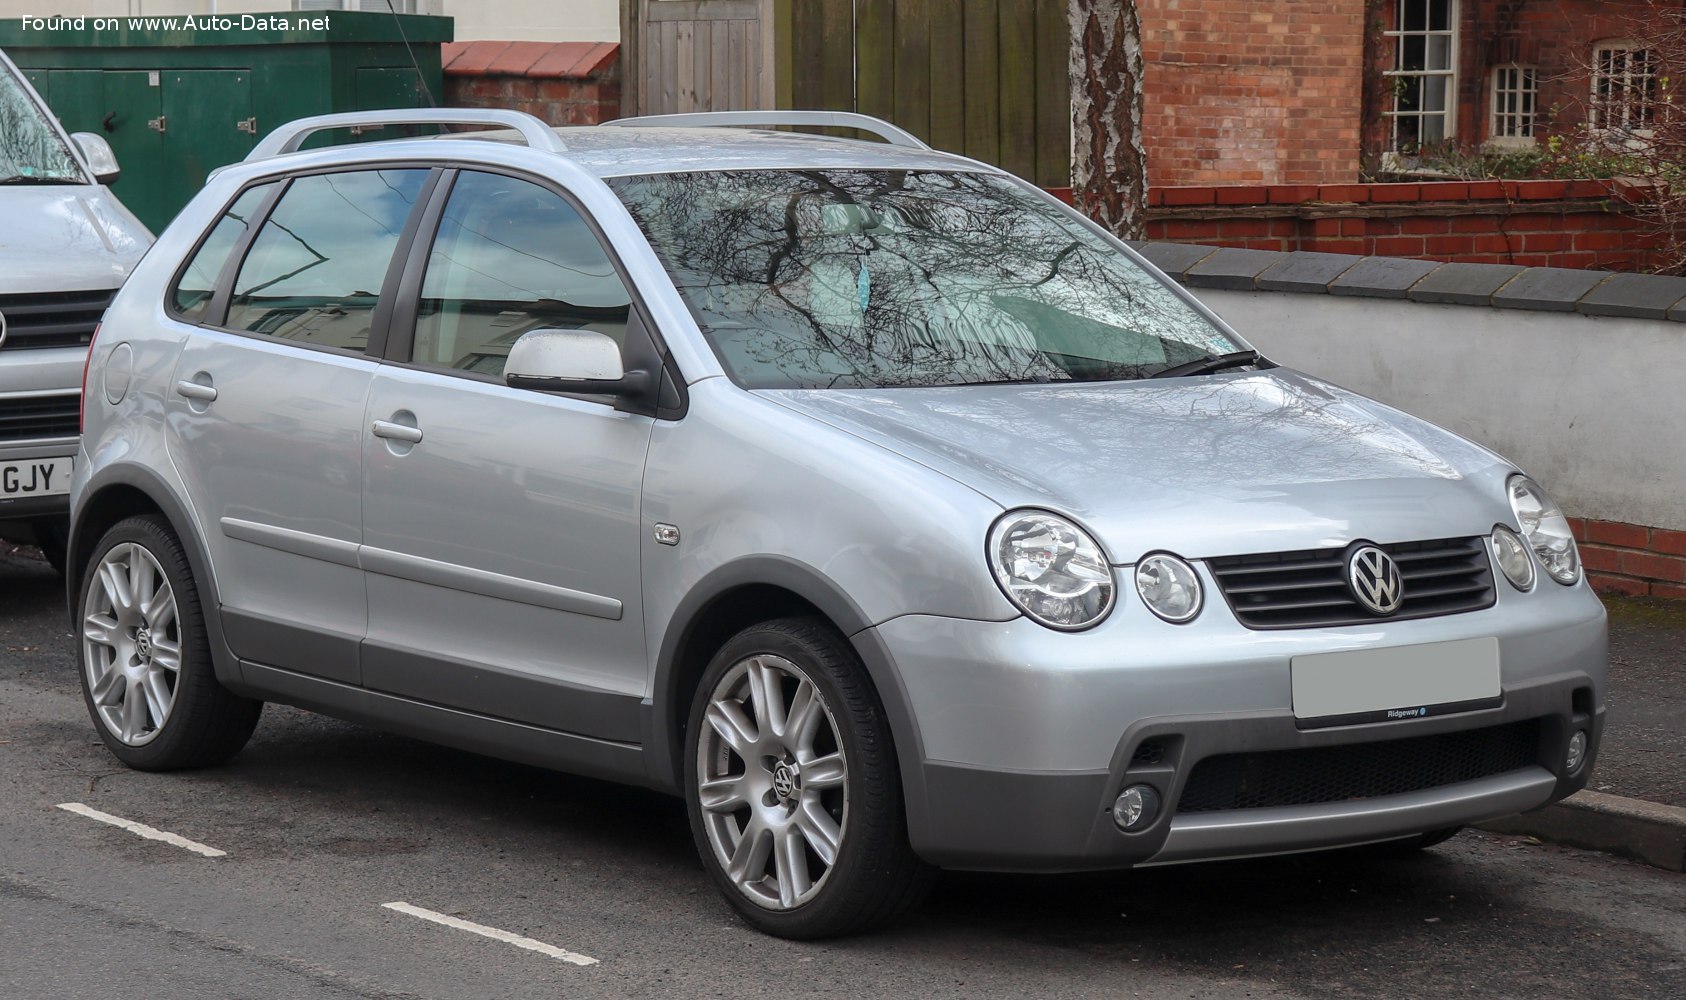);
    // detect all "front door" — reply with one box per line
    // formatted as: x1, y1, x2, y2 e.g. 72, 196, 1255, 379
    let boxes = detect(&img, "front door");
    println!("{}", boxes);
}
360, 169, 653, 743
166, 167, 432, 684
